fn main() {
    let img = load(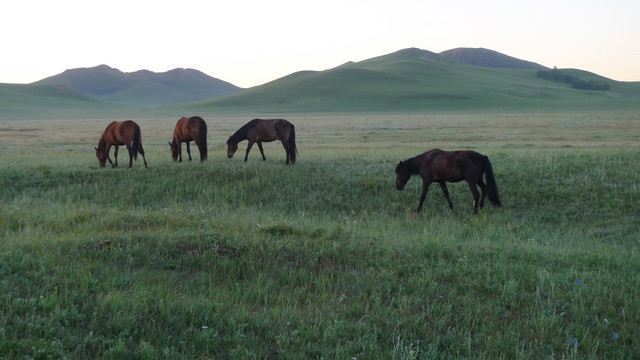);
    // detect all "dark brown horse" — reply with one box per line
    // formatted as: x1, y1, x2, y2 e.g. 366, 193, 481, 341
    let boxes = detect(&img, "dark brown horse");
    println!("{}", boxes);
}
226, 119, 297, 164
395, 149, 501, 214
95, 120, 148, 168
169, 116, 208, 162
